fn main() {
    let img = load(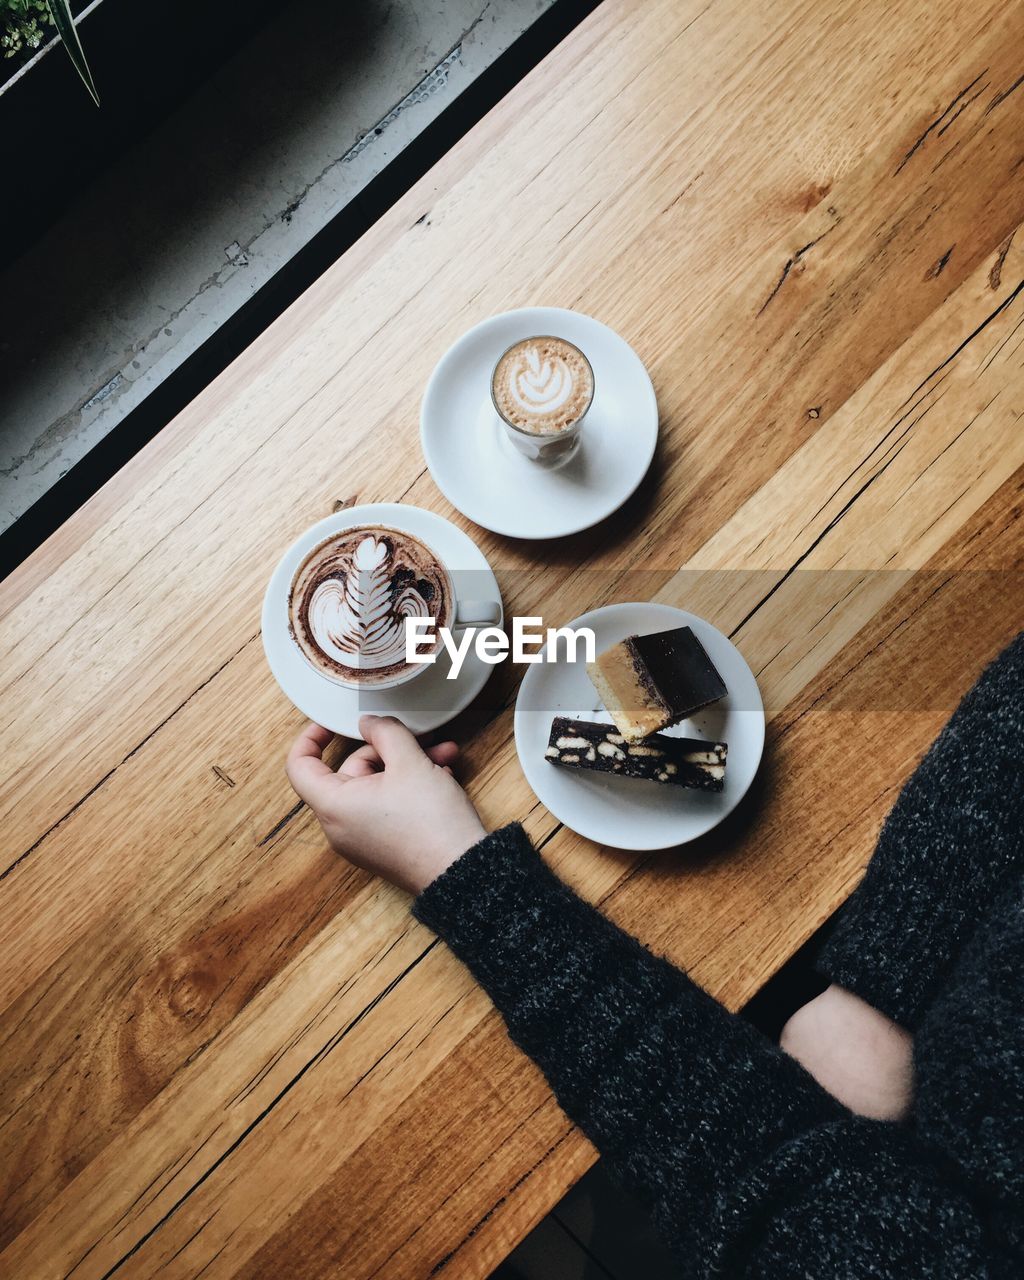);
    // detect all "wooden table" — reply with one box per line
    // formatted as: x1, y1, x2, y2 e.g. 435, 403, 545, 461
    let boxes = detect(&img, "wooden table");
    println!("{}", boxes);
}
2, 0, 1023, 1275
